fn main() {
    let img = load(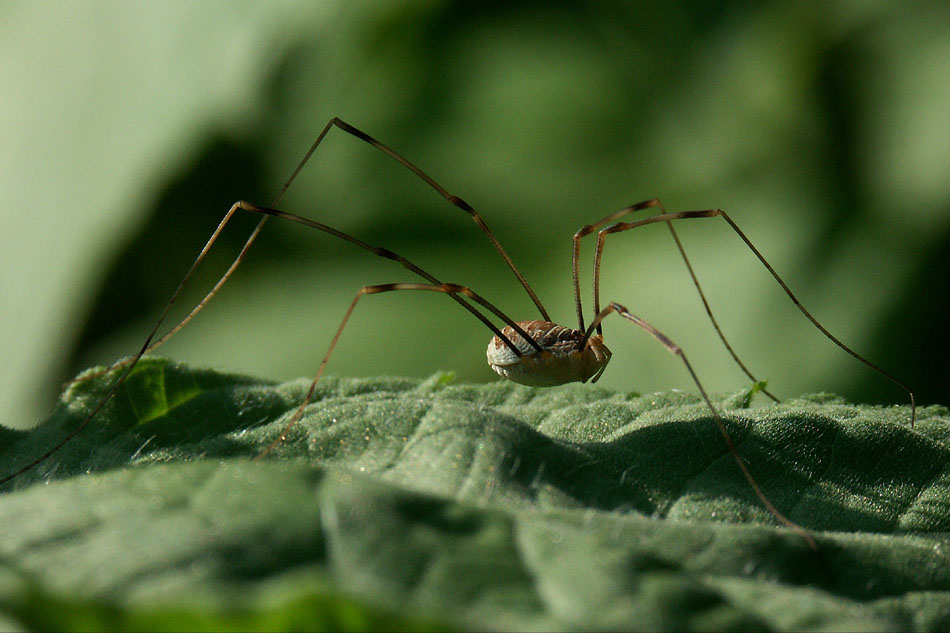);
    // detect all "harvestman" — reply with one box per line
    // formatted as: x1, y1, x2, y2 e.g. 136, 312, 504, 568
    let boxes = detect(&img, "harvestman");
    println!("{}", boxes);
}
3, 118, 916, 549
